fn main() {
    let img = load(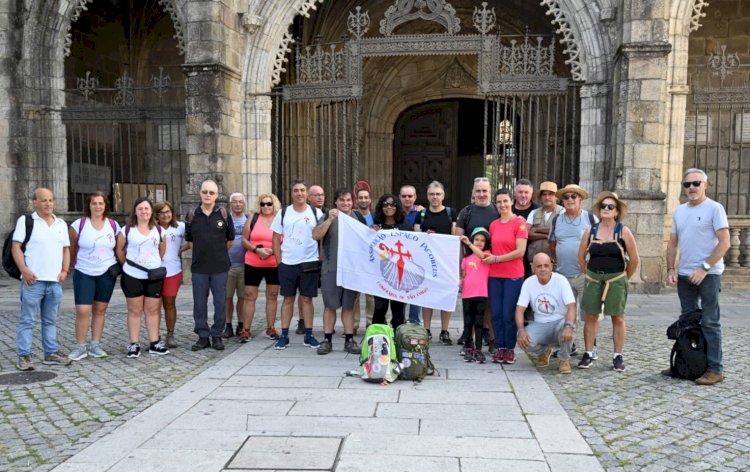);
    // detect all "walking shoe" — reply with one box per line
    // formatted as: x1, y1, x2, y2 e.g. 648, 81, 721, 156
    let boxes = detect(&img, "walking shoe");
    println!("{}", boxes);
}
577, 352, 593, 369
474, 350, 486, 364
439, 330, 453, 346
463, 347, 475, 362
211, 336, 225, 351
165, 333, 178, 348
661, 367, 674, 377
191, 337, 210, 351
487, 342, 497, 355
570, 343, 579, 357
87, 342, 108, 358
222, 324, 234, 339
16, 355, 34, 371
483, 331, 490, 346
504, 349, 516, 364
295, 319, 305, 335
274, 336, 290, 350
457, 331, 467, 345
492, 348, 505, 364
426, 329, 432, 340
317, 340, 333, 355
612, 354, 625, 372
459, 347, 466, 356
43, 352, 72, 366
591, 345, 598, 360
536, 345, 553, 368
695, 371, 724, 386
127, 343, 141, 358
265, 328, 280, 340
304, 335, 321, 349
238, 329, 251, 343
68, 344, 88, 361
149, 340, 170, 356
559, 359, 572, 374
344, 339, 361, 354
